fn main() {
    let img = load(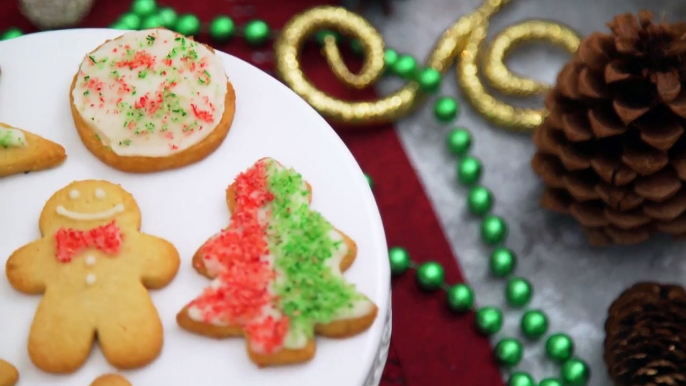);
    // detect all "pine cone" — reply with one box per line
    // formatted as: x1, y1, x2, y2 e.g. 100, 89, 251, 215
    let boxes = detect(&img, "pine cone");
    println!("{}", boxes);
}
532, 11, 686, 245
604, 282, 686, 386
